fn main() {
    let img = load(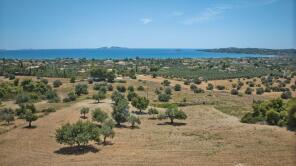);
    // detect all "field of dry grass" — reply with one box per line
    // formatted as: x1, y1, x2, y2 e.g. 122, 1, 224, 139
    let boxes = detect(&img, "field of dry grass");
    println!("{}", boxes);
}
0, 76, 295, 166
